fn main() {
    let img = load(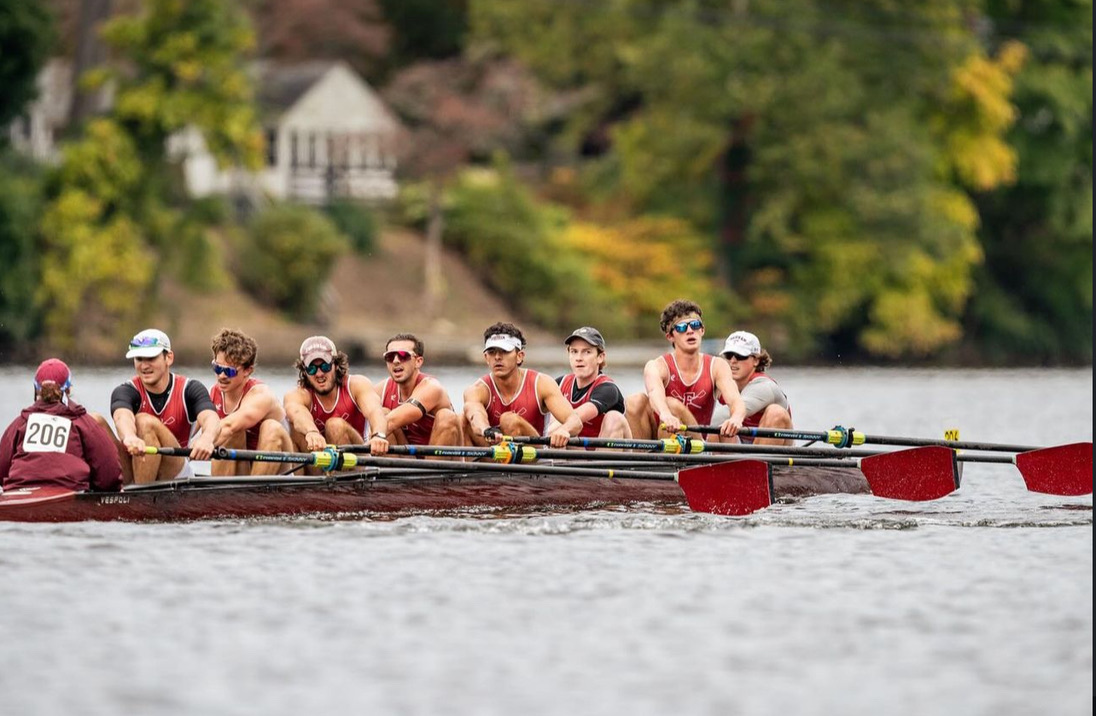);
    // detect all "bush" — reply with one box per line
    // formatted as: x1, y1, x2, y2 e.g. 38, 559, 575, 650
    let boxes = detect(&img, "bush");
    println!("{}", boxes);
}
442, 165, 629, 335
0, 151, 46, 351
236, 204, 349, 320
325, 199, 378, 255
